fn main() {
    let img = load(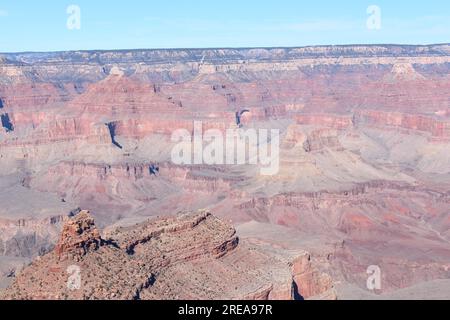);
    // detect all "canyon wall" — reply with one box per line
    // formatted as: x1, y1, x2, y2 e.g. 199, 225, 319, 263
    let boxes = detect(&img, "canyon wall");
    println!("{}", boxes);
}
0, 45, 449, 299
